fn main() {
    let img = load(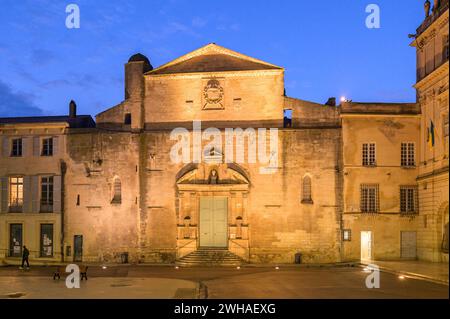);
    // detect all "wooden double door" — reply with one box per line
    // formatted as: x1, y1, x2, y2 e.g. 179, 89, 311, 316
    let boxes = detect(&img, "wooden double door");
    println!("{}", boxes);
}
199, 196, 228, 247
